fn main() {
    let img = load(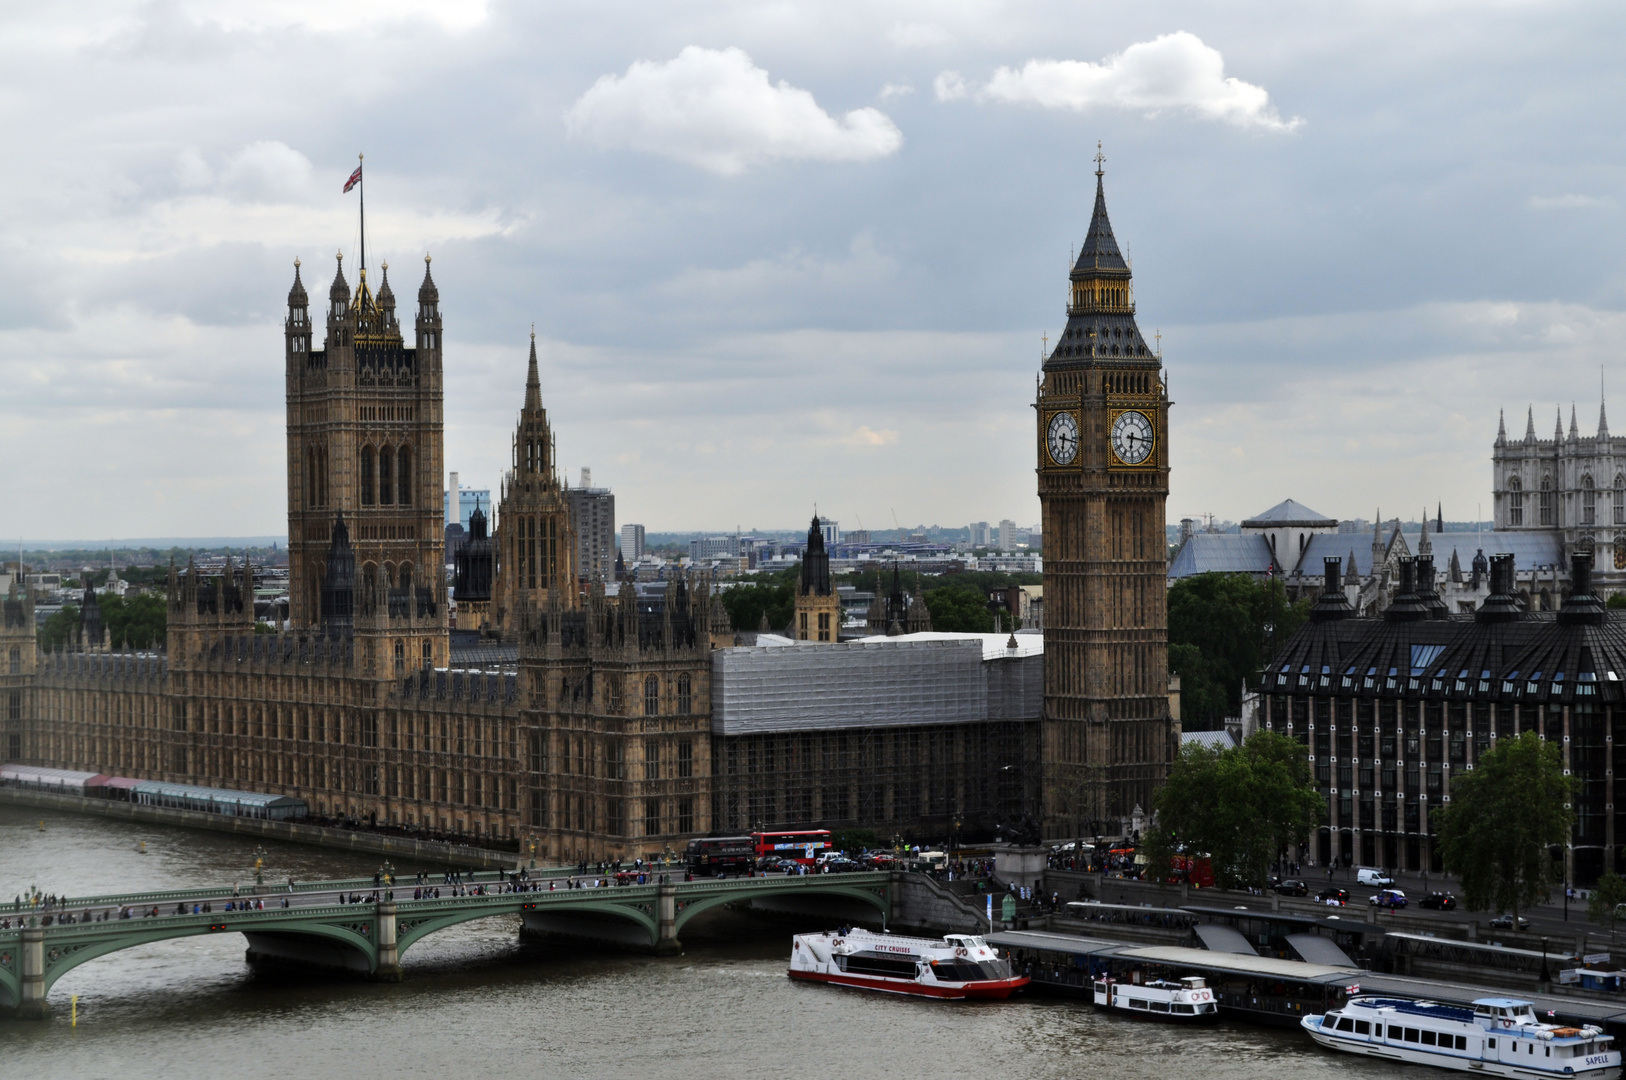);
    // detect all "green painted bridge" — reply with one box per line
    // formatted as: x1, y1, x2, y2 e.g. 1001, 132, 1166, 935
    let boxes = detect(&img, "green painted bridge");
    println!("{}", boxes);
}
0, 871, 894, 1019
